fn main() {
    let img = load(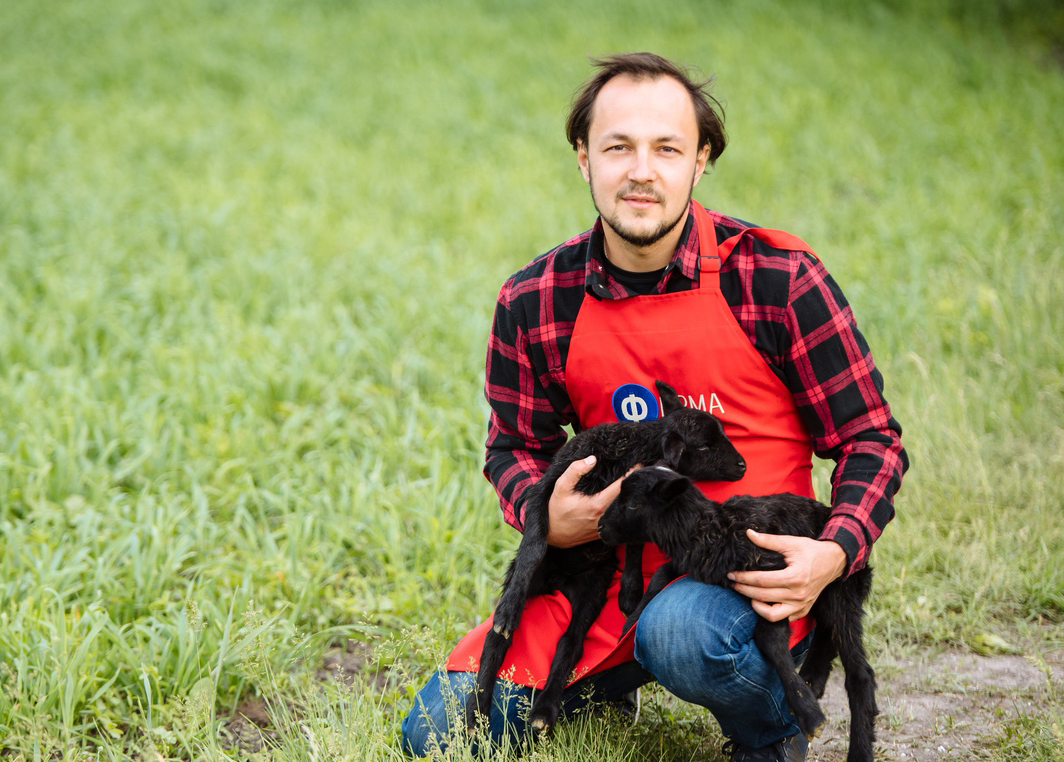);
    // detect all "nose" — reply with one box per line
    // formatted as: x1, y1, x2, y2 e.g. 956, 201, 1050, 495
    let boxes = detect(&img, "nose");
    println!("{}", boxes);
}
628, 147, 655, 184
